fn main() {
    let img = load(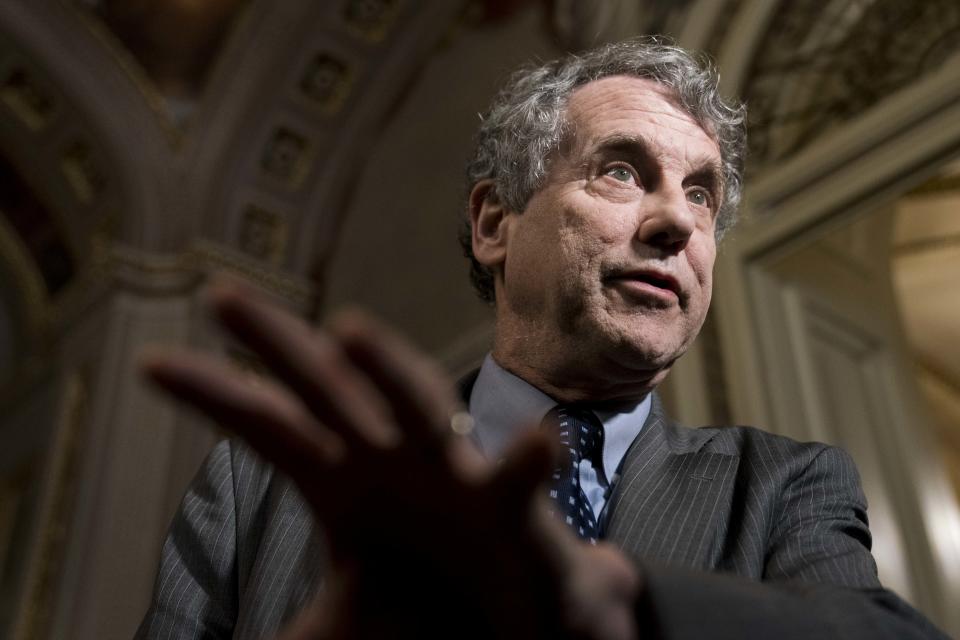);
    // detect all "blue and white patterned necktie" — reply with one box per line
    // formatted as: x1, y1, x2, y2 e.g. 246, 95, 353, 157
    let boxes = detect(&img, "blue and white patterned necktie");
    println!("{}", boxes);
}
543, 405, 607, 544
